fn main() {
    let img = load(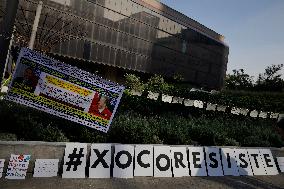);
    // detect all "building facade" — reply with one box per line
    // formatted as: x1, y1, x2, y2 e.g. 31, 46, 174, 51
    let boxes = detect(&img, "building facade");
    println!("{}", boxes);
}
1, 0, 229, 89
